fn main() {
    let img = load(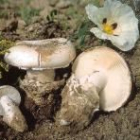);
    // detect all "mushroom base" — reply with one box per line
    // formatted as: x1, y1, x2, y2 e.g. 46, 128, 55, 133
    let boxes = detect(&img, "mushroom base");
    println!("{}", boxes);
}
55, 77, 99, 132
20, 78, 65, 106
